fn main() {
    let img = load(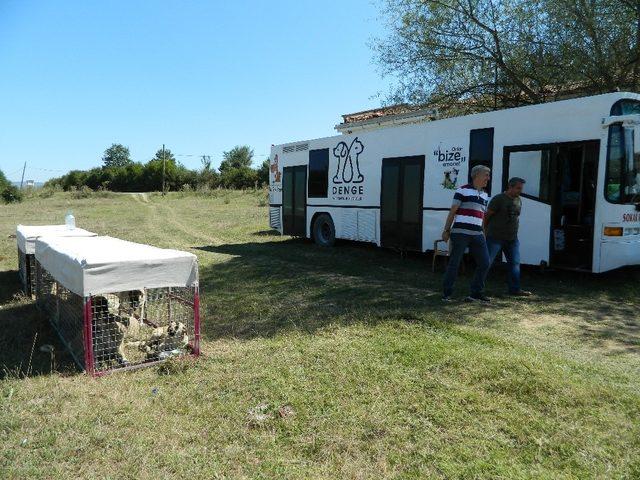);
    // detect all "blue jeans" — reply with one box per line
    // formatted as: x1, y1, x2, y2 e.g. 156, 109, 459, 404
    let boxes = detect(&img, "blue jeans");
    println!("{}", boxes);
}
486, 237, 521, 293
443, 233, 490, 297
